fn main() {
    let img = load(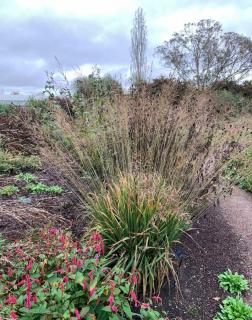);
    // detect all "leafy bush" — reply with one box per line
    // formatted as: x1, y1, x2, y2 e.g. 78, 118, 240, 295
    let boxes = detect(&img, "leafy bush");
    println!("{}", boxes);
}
0, 103, 16, 115
237, 176, 252, 193
16, 173, 38, 183
225, 148, 252, 193
214, 296, 252, 320
216, 90, 251, 113
218, 269, 249, 294
88, 174, 189, 296
27, 182, 63, 194
0, 229, 164, 320
0, 185, 19, 197
0, 150, 41, 174
74, 67, 122, 102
